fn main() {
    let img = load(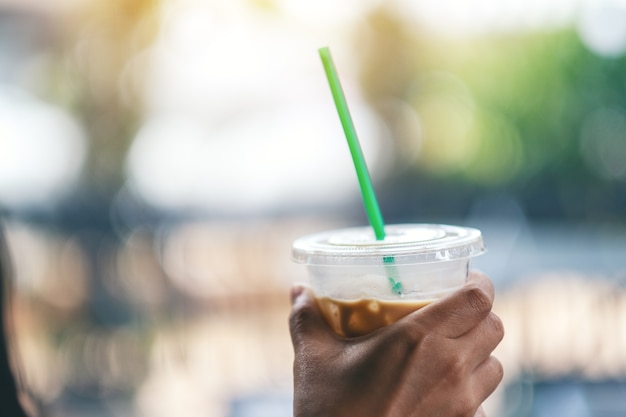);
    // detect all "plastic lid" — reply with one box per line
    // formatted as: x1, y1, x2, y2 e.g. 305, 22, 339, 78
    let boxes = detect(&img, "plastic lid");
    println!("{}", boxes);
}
292, 224, 485, 265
